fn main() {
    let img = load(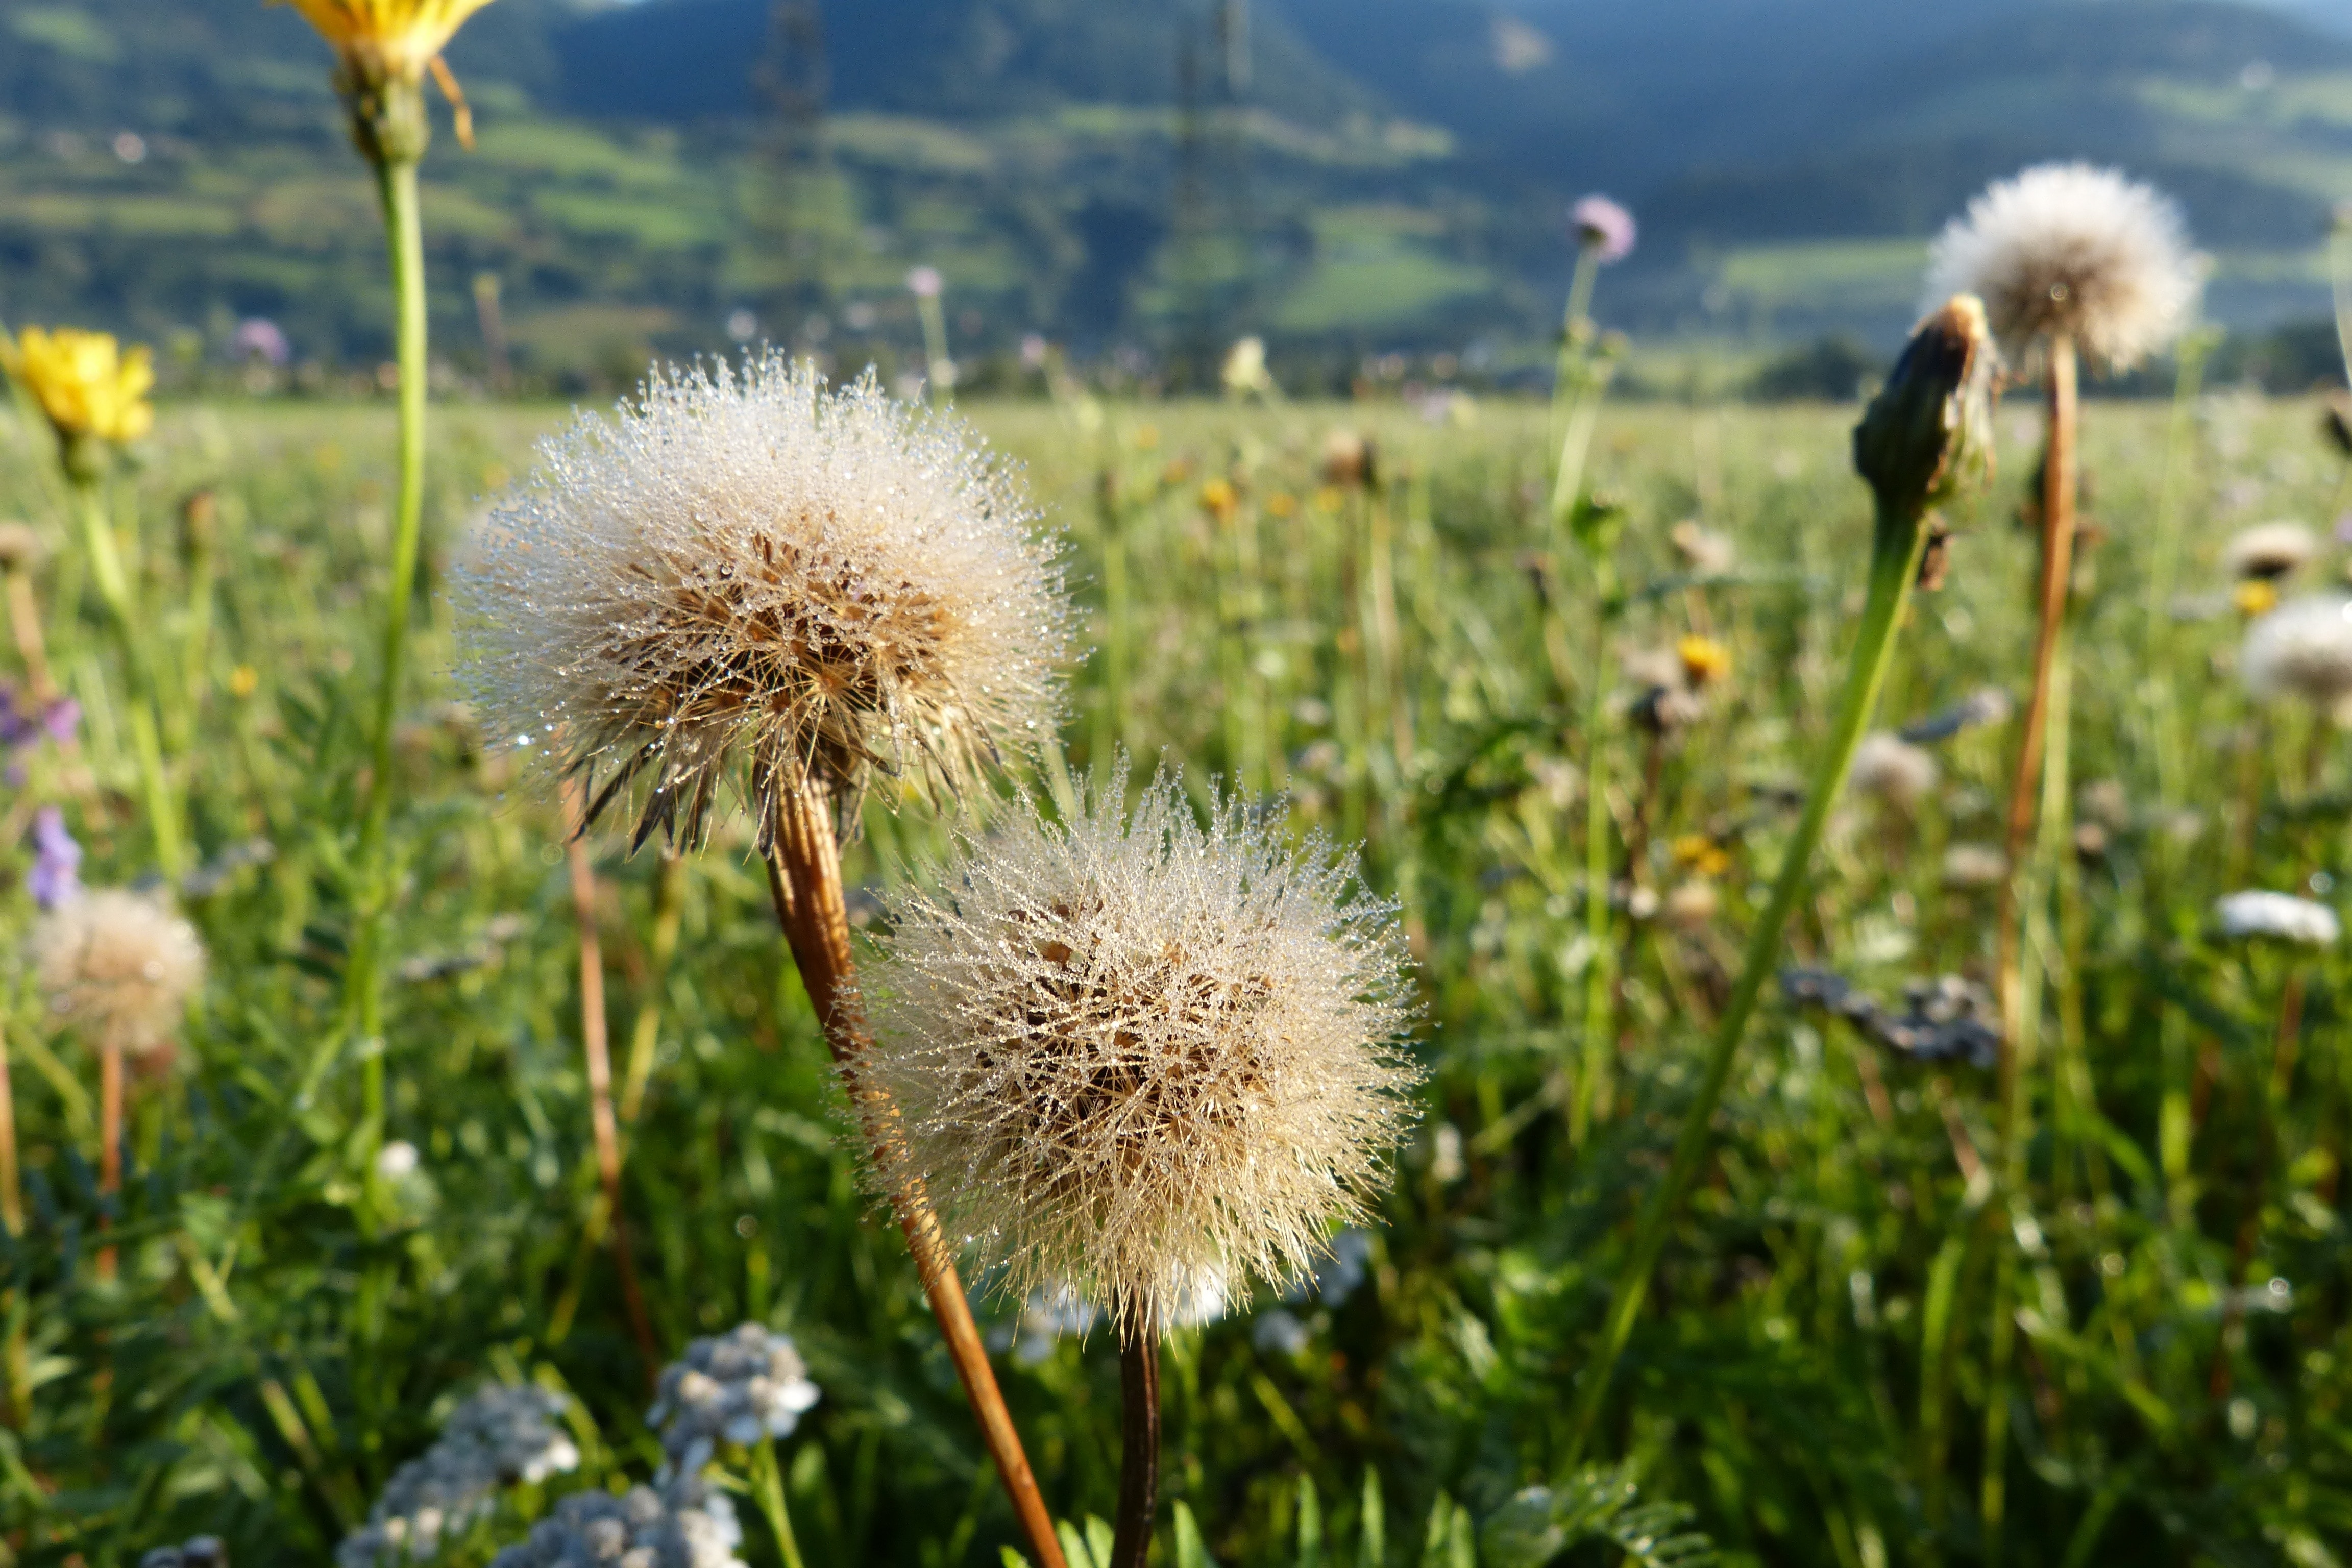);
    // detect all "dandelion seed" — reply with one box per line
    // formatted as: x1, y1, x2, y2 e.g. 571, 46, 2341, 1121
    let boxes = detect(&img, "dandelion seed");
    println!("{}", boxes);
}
1849, 733, 1940, 809
2239, 594, 2352, 716
2224, 521, 2318, 582
1923, 163, 2197, 371
30, 889, 203, 1056
861, 766, 1418, 1333
452, 355, 1068, 850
